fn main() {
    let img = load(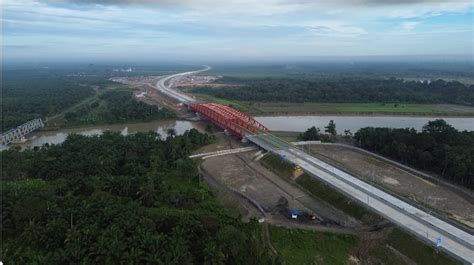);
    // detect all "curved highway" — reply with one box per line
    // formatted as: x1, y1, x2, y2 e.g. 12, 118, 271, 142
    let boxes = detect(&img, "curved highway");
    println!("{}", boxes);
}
153, 66, 473, 264
155, 66, 211, 104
